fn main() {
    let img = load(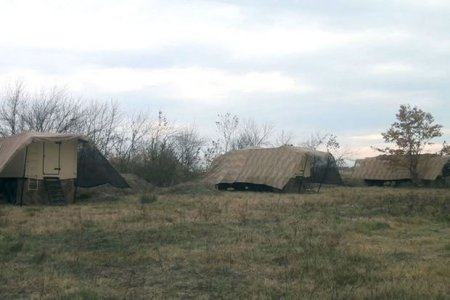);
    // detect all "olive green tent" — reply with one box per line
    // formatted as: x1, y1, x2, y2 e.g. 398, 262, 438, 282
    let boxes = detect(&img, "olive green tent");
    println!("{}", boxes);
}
204, 146, 342, 193
0, 131, 128, 205
351, 154, 450, 186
